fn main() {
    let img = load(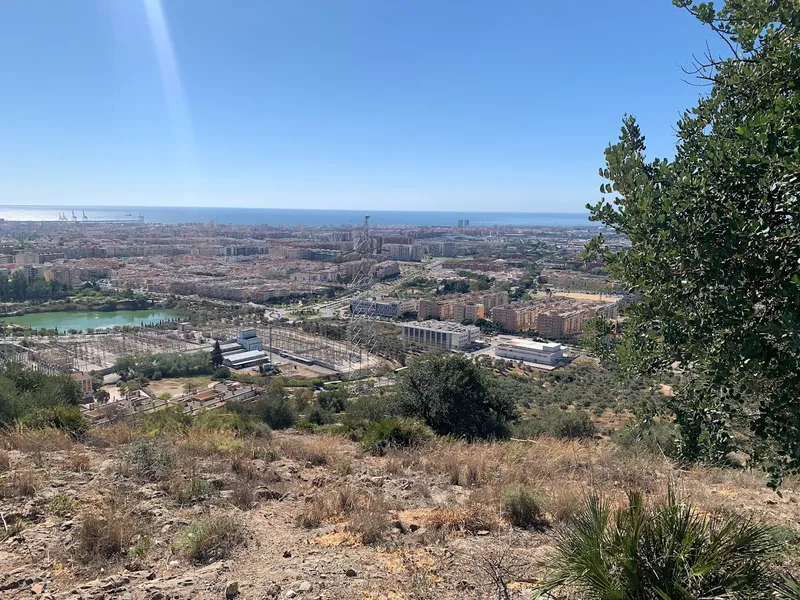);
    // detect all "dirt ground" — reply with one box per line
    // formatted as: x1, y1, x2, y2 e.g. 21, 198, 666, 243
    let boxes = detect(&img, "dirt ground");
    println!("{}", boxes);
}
146, 376, 214, 398
536, 291, 620, 303
2, 428, 798, 600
